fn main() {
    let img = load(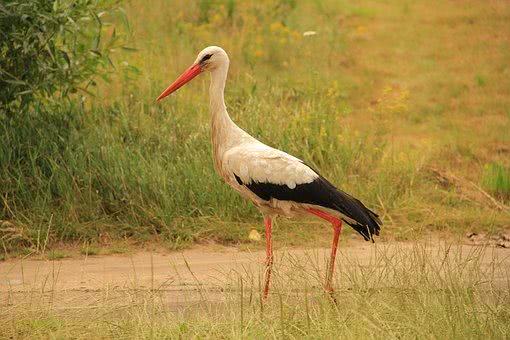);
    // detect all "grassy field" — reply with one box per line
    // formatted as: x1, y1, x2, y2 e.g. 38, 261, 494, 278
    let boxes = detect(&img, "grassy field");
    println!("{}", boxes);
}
1, 0, 509, 253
